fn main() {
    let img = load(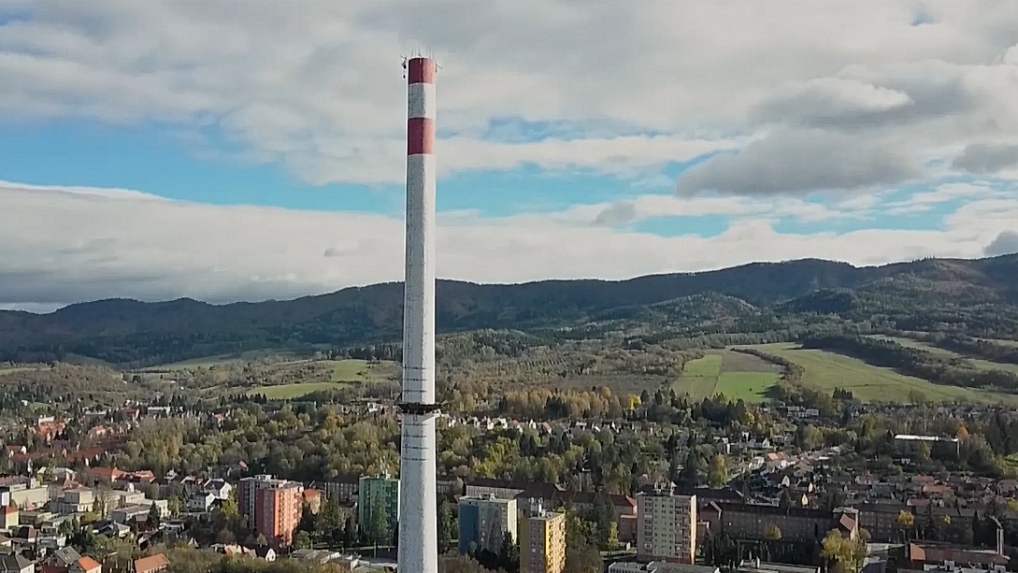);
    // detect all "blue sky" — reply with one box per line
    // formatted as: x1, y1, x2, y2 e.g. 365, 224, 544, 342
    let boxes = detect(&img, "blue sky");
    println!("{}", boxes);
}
1, 1, 1017, 308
